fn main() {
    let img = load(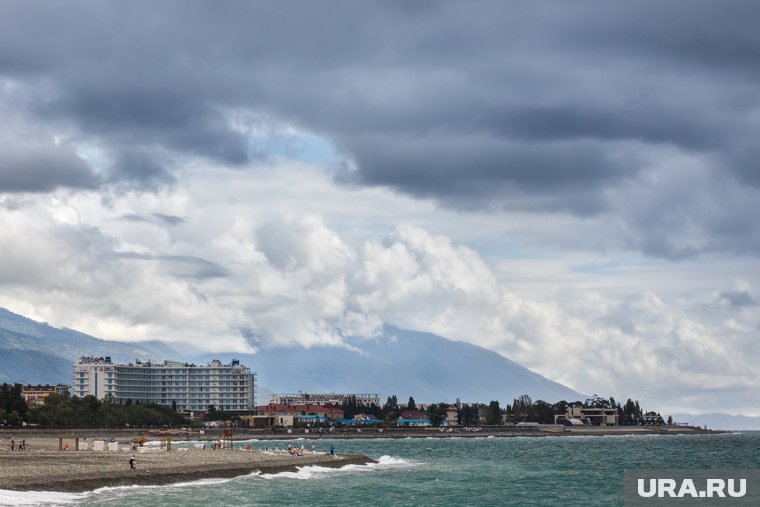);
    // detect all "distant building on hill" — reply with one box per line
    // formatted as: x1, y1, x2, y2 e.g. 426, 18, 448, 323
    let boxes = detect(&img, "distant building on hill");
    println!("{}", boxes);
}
19, 384, 69, 405
72, 356, 256, 413
269, 391, 380, 407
